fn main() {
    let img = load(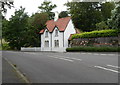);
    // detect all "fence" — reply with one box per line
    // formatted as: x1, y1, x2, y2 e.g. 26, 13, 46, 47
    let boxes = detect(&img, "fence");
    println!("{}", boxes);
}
21, 47, 41, 52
